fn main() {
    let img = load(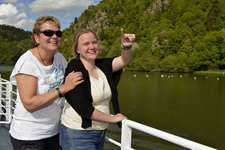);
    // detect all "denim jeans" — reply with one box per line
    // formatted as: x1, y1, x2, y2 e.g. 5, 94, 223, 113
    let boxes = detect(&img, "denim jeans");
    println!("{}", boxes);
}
60, 124, 106, 150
